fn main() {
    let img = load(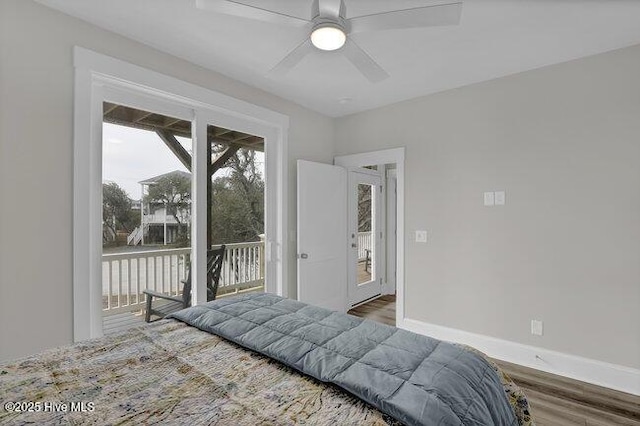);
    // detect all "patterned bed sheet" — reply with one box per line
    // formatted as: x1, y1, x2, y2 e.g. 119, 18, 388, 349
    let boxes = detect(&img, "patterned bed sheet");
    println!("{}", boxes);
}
0, 319, 533, 425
